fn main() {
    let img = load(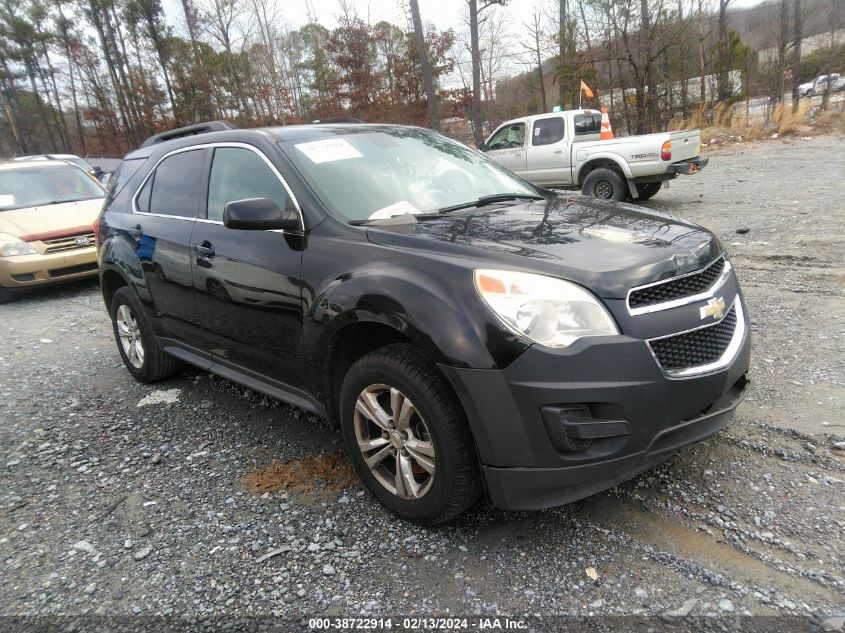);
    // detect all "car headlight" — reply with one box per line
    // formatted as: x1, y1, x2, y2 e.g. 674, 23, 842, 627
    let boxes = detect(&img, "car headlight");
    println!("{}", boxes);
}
0, 233, 37, 257
474, 269, 619, 348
